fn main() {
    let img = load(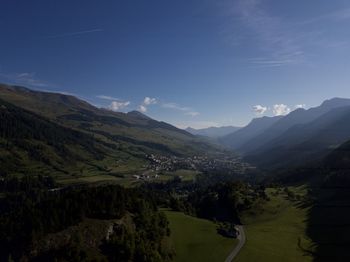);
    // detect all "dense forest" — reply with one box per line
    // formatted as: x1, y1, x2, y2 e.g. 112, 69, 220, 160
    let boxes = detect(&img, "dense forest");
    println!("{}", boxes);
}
0, 175, 173, 262
144, 174, 268, 225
